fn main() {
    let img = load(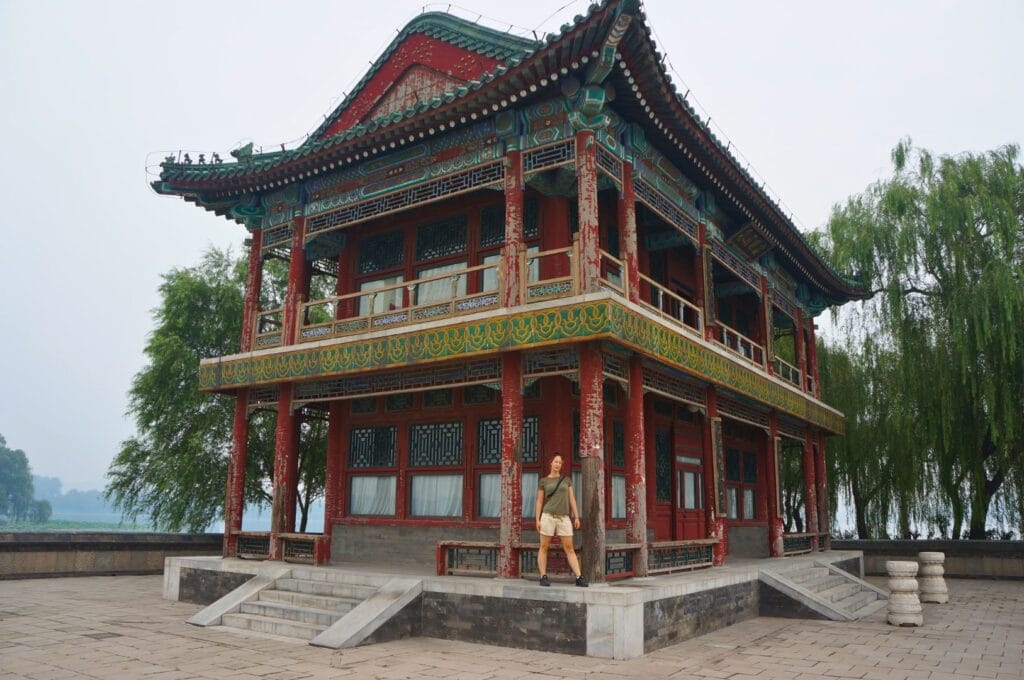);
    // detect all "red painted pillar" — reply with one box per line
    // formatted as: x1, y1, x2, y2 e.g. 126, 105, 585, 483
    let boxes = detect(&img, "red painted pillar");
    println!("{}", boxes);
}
766, 414, 784, 557
223, 390, 249, 557
795, 309, 807, 392
625, 355, 648, 575
760, 276, 773, 370
281, 217, 306, 346
324, 401, 343, 537
240, 230, 264, 352
618, 161, 640, 304
808, 320, 822, 398
816, 431, 831, 550
499, 352, 524, 578
270, 384, 296, 559
704, 387, 727, 565
802, 428, 820, 549
578, 342, 606, 582
575, 131, 600, 293
697, 223, 716, 341
503, 150, 524, 308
